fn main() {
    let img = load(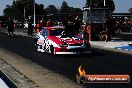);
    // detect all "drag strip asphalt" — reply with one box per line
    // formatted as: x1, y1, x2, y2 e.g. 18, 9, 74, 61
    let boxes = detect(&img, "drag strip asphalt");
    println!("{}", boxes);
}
0, 32, 132, 88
